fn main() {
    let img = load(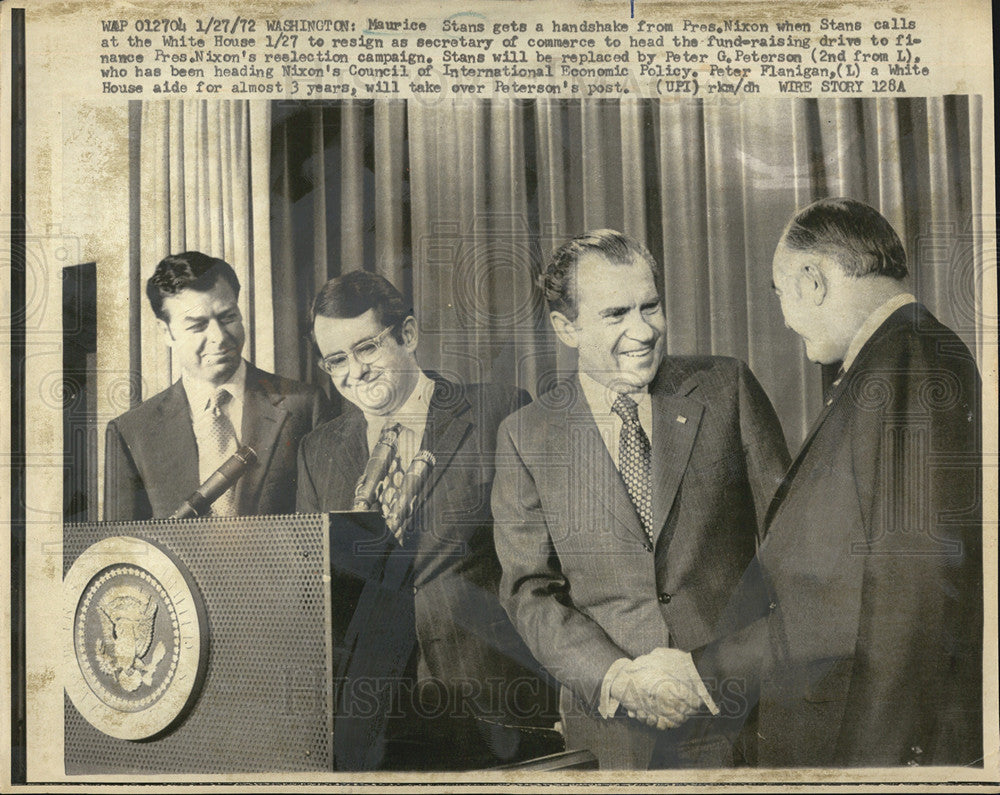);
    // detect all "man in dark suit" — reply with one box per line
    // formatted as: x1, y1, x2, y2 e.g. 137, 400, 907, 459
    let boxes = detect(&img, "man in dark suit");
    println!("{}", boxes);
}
104, 251, 331, 520
644, 198, 983, 767
296, 270, 558, 770
491, 230, 790, 768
